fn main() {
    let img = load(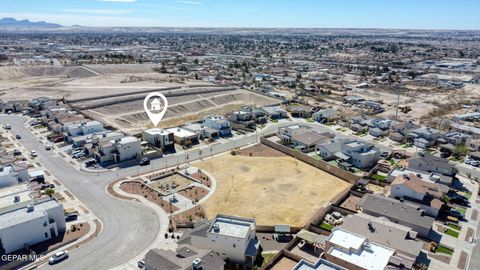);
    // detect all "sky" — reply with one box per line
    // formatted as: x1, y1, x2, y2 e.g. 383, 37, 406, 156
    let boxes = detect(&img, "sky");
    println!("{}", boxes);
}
0, 0, 479, 29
